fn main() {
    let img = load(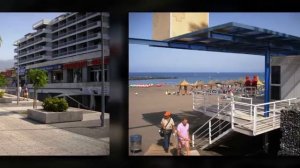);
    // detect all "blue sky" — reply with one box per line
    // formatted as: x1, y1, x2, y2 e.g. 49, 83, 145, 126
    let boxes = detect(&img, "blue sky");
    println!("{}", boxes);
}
0, 12, 64, 60
129, 13, 300, 72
